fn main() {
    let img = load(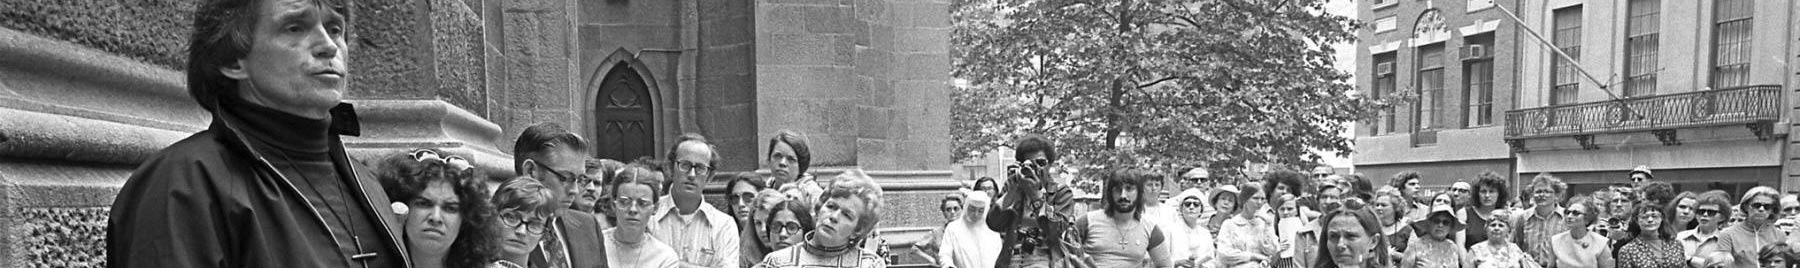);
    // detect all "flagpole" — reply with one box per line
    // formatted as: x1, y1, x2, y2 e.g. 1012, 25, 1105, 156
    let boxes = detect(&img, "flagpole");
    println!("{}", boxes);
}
1490, 0, 1624, 102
